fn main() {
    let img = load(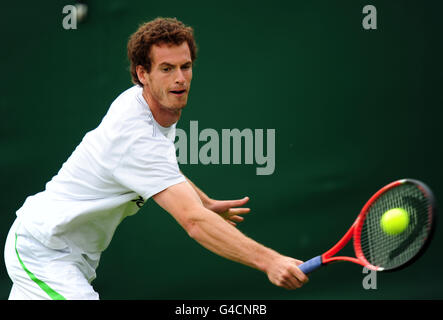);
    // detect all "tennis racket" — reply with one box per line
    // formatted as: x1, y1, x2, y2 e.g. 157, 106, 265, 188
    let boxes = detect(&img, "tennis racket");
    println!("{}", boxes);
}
299, 178, 436, 274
